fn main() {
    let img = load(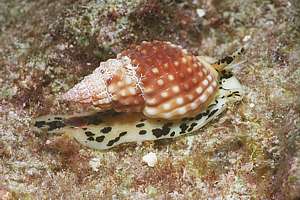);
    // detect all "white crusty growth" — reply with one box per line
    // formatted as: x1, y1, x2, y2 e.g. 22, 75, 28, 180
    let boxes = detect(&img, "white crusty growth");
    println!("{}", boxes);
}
62, 56, 143, 109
